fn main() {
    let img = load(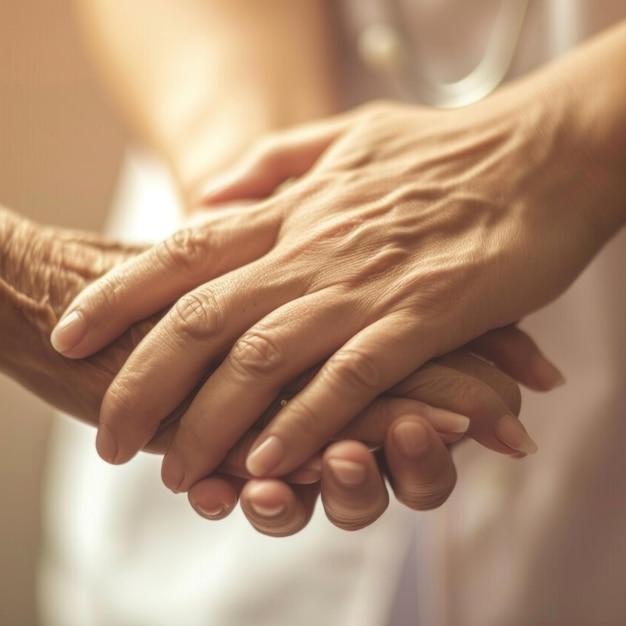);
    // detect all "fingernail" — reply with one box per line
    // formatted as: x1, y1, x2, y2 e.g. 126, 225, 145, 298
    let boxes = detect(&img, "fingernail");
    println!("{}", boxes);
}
162, 451, 185, 493
532, 354, 566, 390
248, 501, 286, 518
495, 415, 538, 455
96, 424, 118, 463
194, 502, 228, 519
393, 421, 430, 459
246, 436, 284, 476
327, 459, 367, 487
427, 409, 471, 434
50, 310, 86, 354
